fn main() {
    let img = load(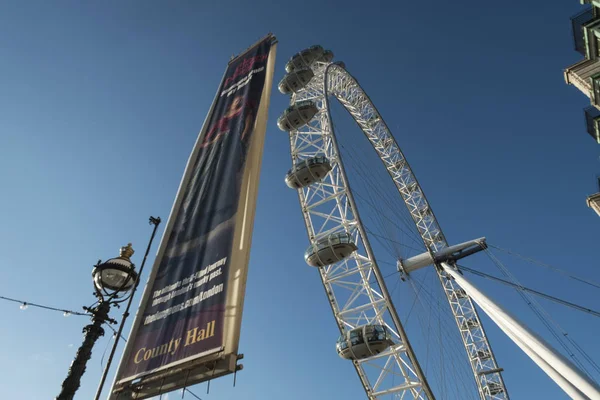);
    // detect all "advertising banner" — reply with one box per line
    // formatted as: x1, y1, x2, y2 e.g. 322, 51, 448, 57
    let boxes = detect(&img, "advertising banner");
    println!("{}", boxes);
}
111, 35, 276, 398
